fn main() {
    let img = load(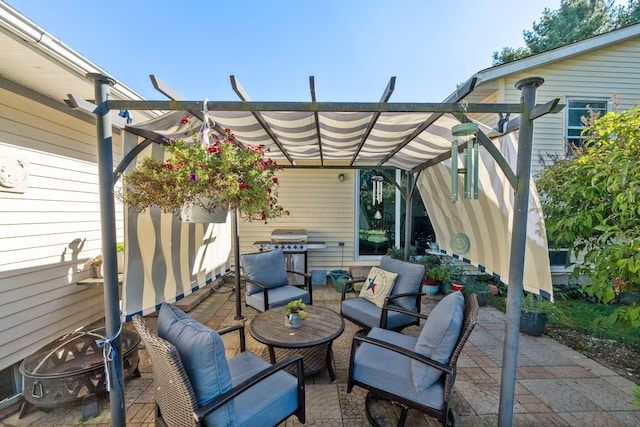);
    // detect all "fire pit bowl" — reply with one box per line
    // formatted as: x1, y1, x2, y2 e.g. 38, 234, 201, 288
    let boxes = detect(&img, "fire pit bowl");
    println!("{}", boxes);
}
19, 324, 140, 411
